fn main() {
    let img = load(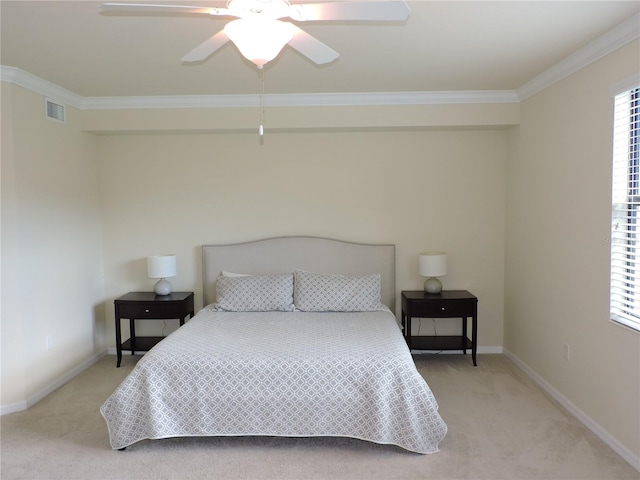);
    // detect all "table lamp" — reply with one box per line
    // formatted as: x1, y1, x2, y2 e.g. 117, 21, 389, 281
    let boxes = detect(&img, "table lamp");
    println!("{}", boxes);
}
147, 255, 177, 295
418, 252, 447, 293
